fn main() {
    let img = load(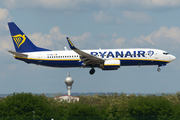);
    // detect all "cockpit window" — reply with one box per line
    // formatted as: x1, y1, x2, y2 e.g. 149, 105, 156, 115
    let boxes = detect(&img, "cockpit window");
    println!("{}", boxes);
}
163, 52, 169, 55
